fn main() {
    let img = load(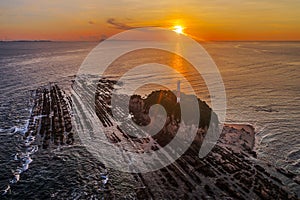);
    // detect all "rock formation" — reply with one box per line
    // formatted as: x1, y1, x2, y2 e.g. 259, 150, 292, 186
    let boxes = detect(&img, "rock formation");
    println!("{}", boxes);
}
10, 79, 298, 199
